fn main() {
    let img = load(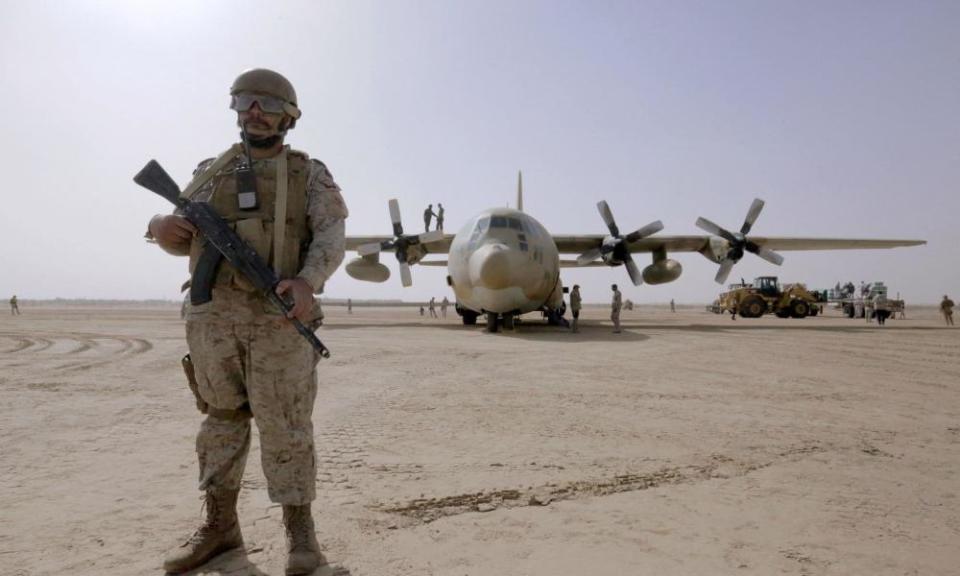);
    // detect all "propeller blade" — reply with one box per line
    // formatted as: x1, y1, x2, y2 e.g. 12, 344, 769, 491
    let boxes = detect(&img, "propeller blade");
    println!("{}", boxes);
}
358, 242, 385, 256
740, 198, 765, 235
695, 217, 737, 243
576, 247, 602, 266
417, 230, 445, 244
715, 260, 735, 284
625, 256, 643, 286
388, 199, 403, 236
596, 200, 620, 237
399, 262, 412, 287
624, 220, 664, 243
755, 246, 784, 266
